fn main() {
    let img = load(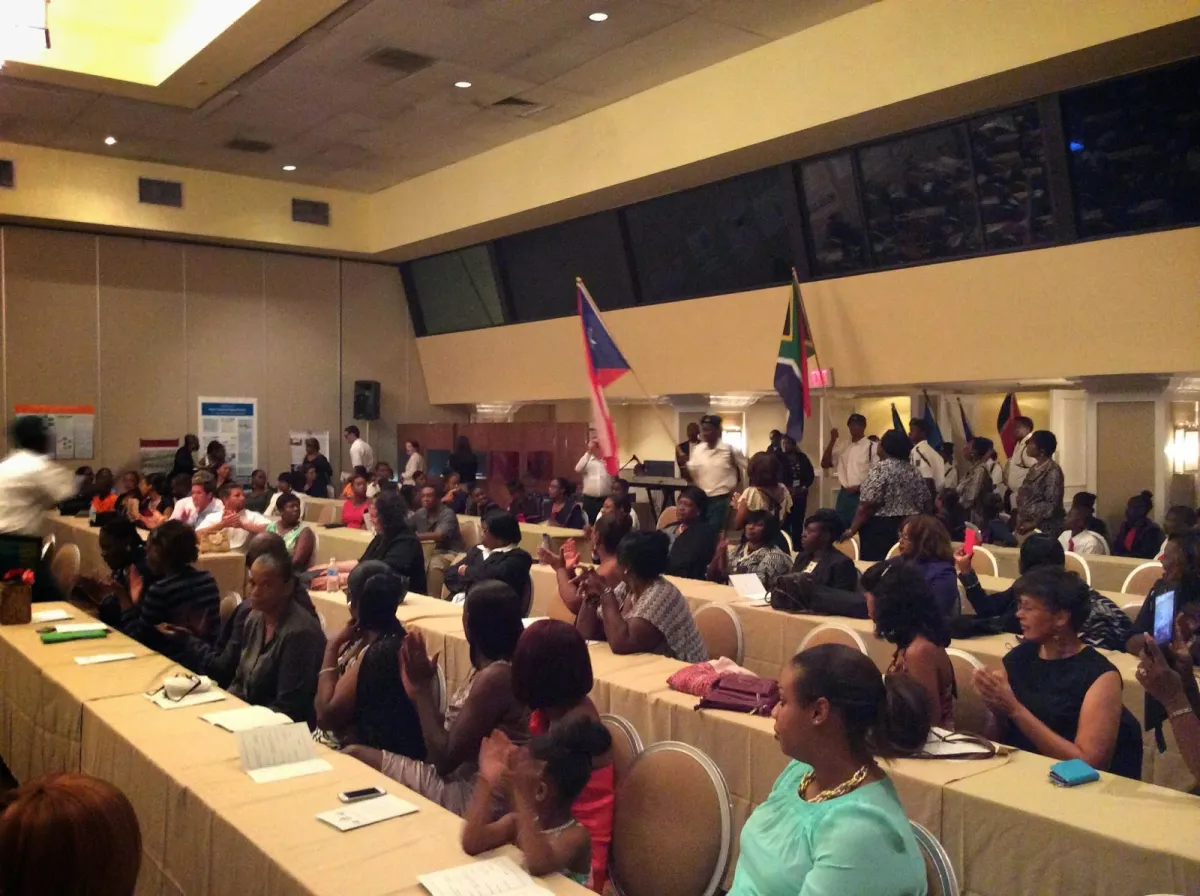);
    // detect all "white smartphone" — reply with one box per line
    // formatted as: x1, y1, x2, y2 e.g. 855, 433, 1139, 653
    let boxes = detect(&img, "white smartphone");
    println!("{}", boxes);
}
338, 786, 386, 804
